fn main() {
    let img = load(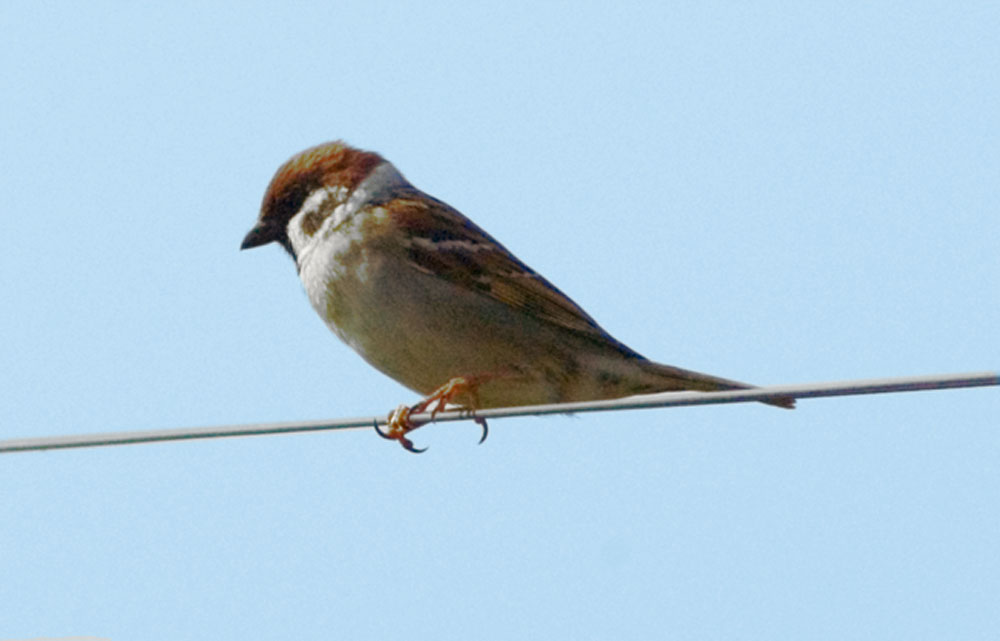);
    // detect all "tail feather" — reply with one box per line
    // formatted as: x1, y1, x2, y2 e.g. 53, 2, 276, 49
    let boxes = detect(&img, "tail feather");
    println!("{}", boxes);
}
638, 360, 795, 409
